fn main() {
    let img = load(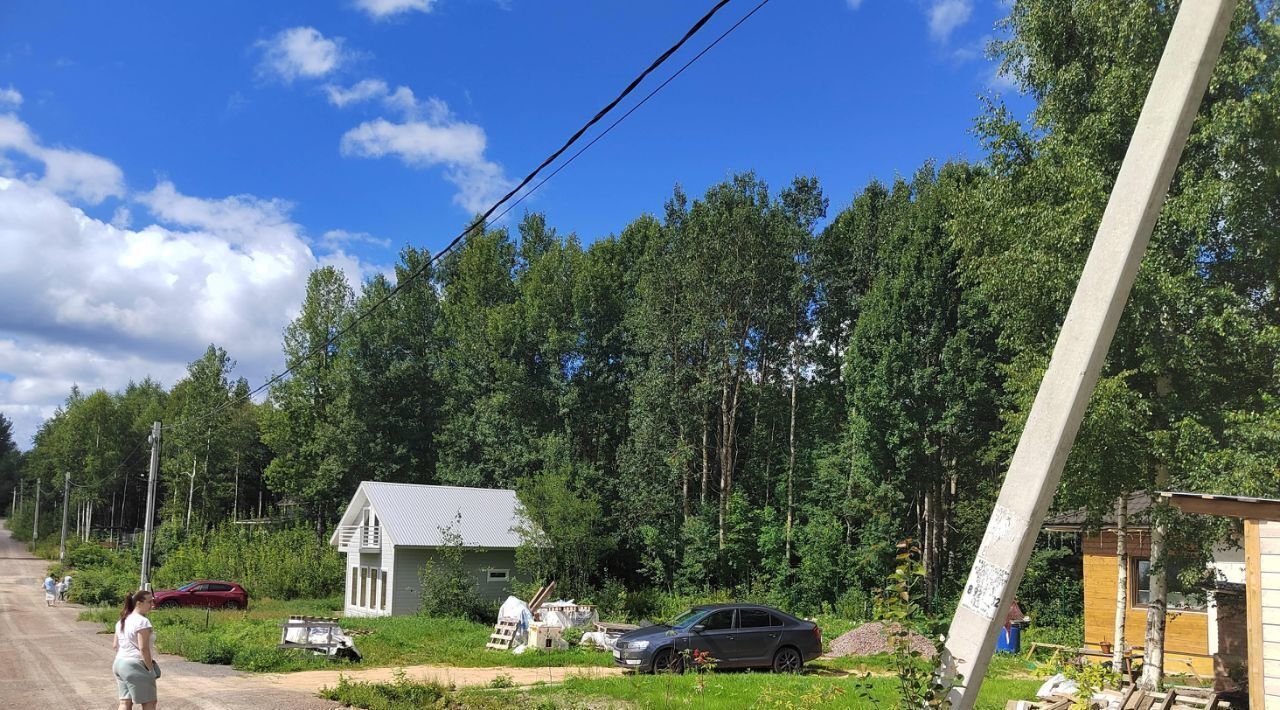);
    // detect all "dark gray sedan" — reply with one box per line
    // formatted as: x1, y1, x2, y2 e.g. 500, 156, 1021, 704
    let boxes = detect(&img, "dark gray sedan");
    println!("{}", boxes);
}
611, 603, 822, 674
